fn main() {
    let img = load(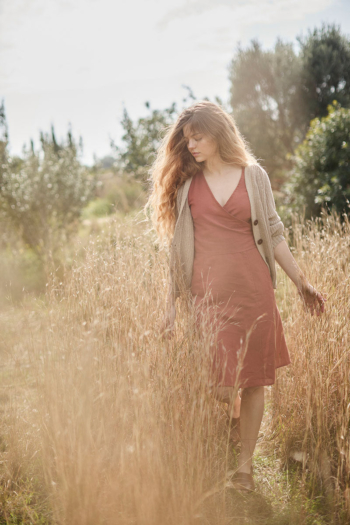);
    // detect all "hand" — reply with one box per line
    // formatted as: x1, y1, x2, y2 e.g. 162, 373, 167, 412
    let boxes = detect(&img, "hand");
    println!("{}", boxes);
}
159, 303, 176, 339
297, 282, 328, 317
